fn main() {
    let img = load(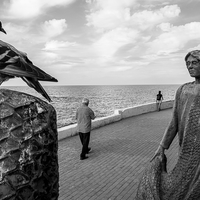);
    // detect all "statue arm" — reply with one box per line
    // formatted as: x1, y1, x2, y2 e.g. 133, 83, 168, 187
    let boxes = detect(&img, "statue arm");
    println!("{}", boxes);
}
151, 85, 185, 162
159, 86, 182, 149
